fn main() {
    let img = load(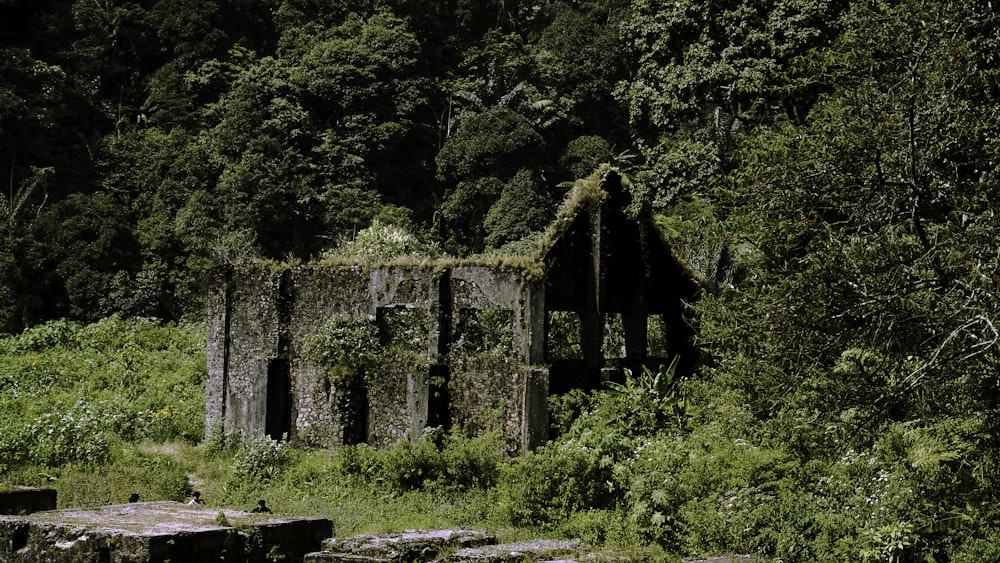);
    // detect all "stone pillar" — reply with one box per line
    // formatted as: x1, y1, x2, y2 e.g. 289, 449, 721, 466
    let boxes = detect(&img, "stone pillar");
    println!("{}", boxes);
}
522, 368, 549, 451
